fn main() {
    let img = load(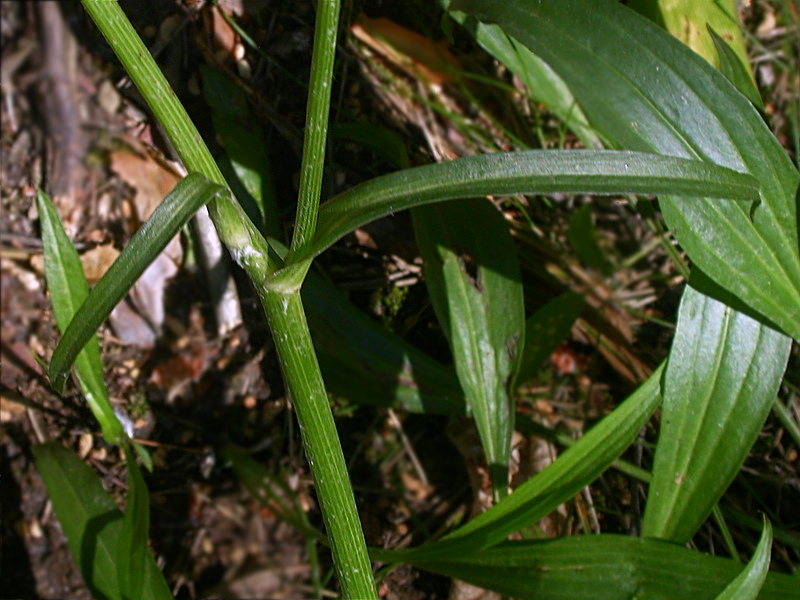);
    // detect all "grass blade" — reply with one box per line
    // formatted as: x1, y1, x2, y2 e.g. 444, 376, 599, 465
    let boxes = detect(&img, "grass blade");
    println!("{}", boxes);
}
450, 0, 800, 340
32, 442, 172, 600
715, 516, 773, 600
373, 534, 796, 600
306, 149, 758, 264
38, 190, 124, 443
414, 198, 525, 499
48, 173, 227, 393
642, 286, 791, 542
